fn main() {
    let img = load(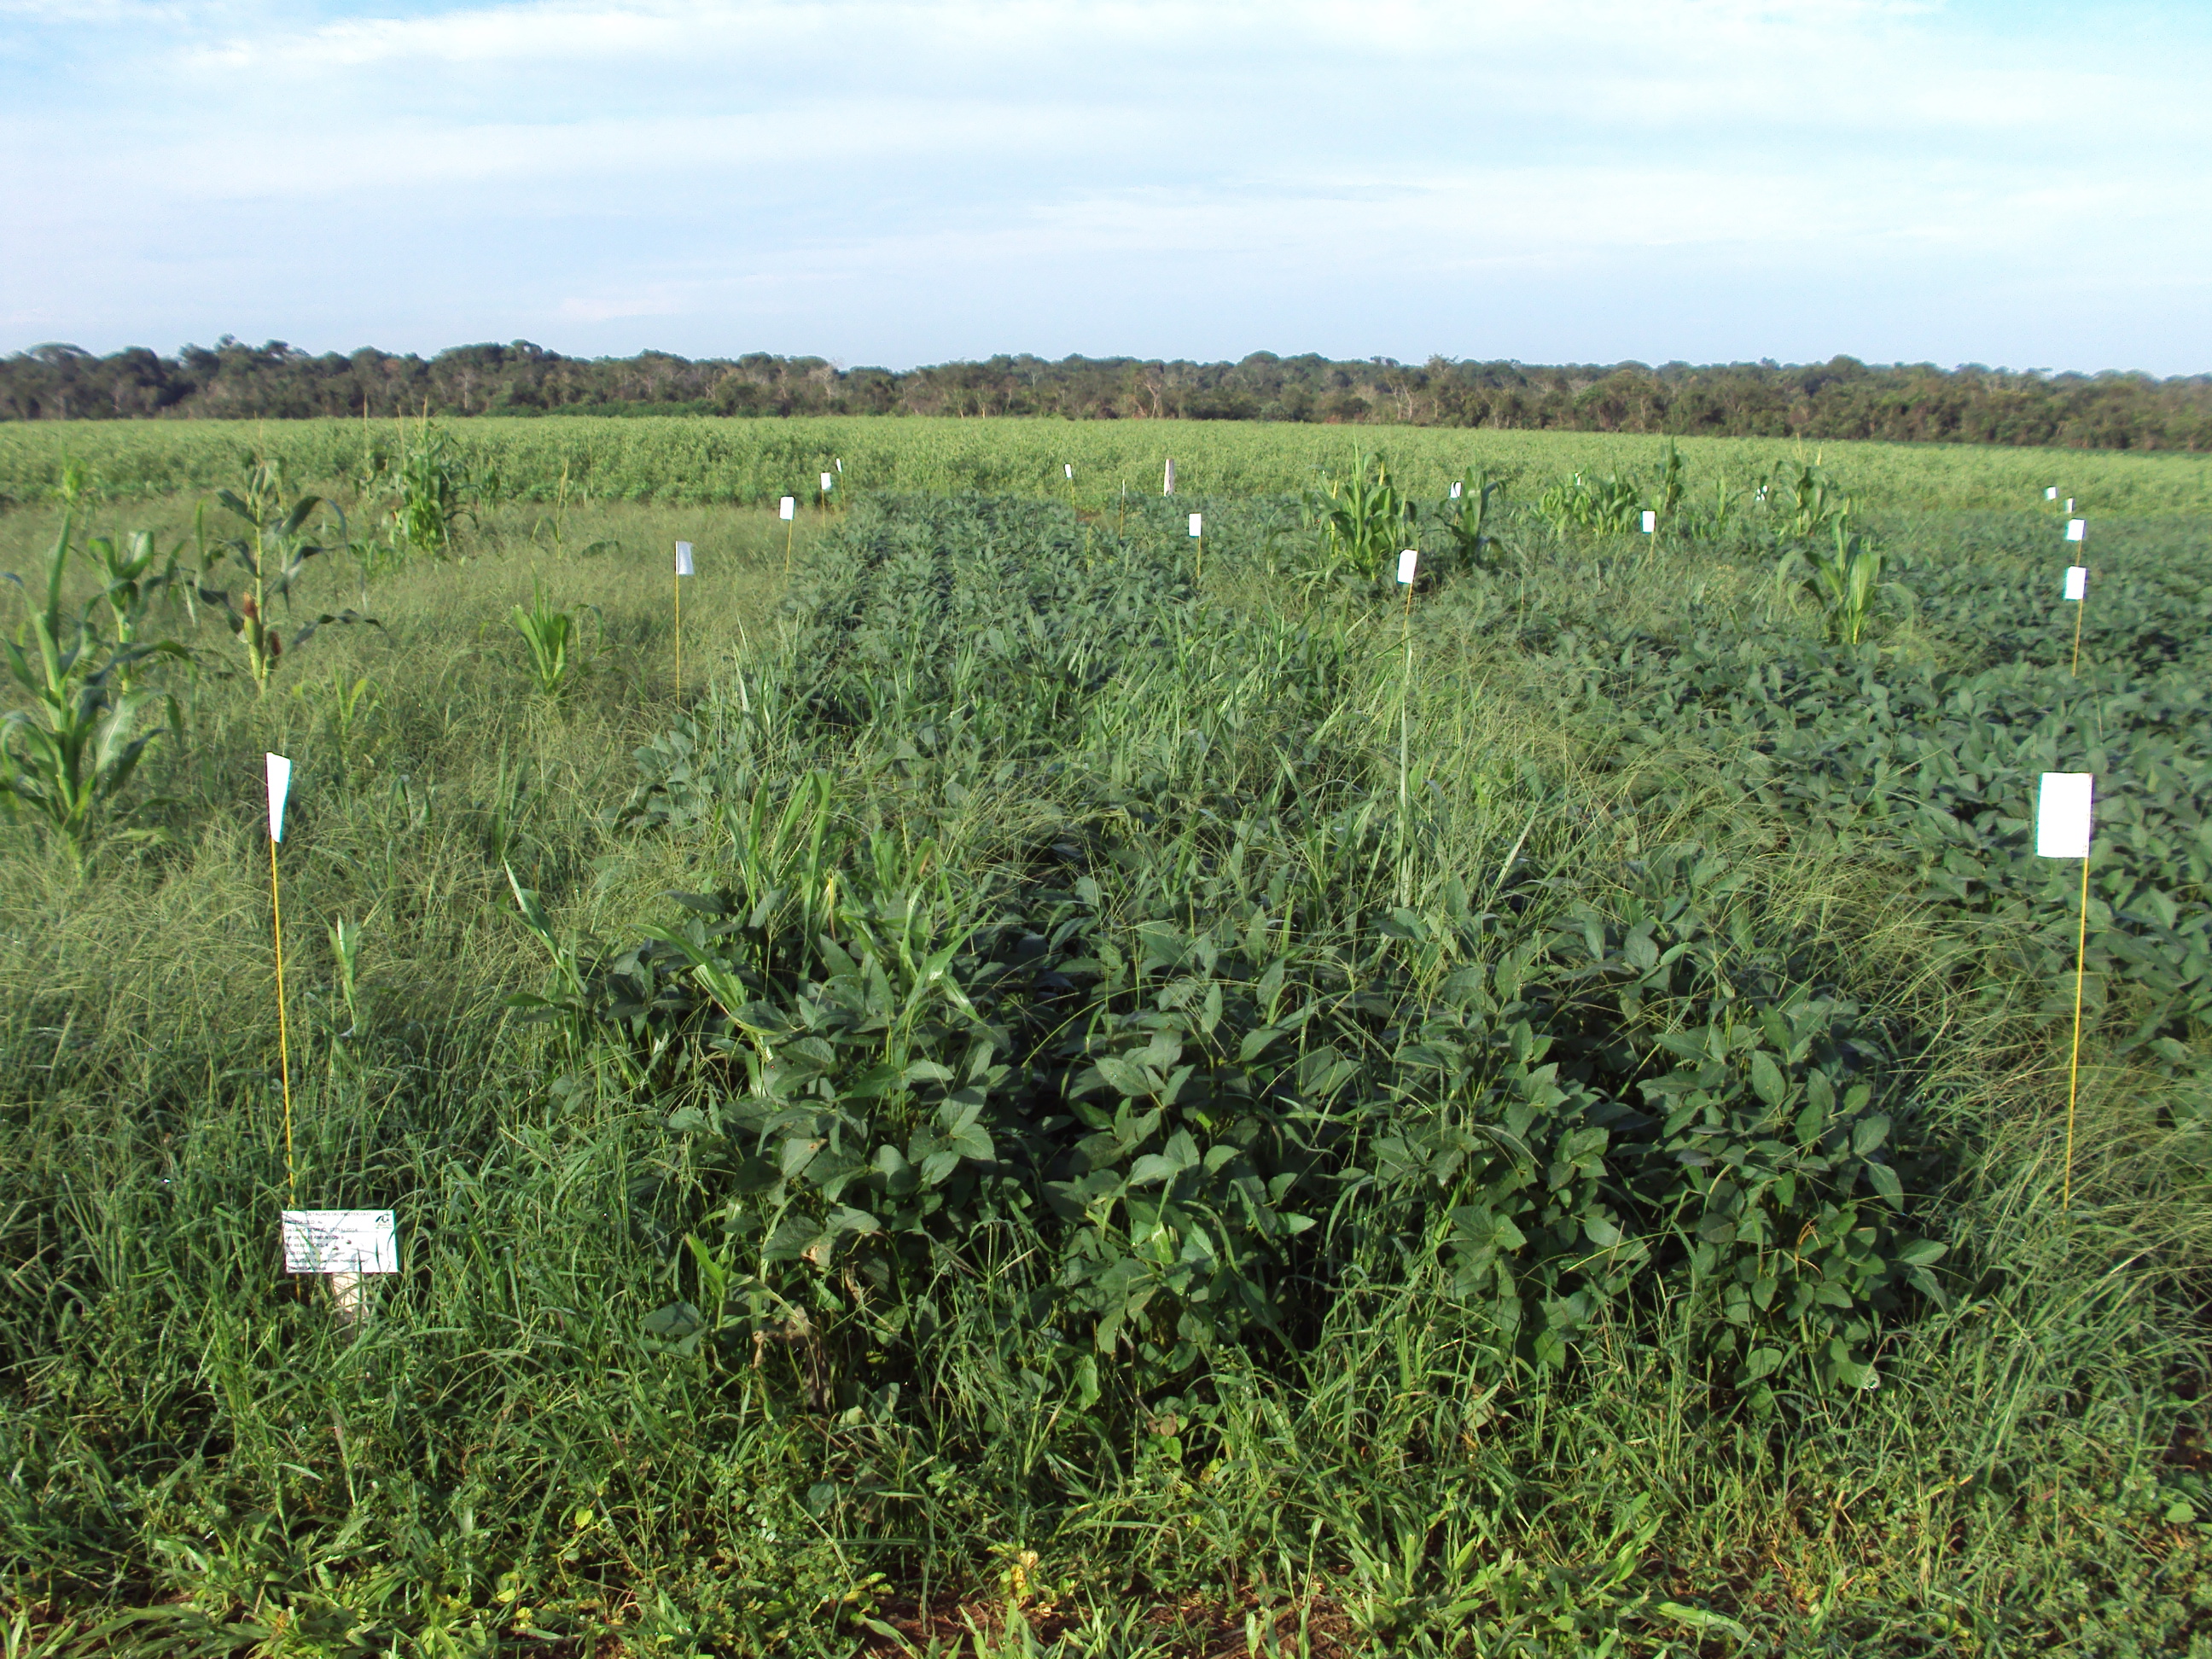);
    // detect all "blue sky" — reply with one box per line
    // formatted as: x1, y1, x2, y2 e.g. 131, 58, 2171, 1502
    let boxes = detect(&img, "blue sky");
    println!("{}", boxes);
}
3, 1, 2207, 372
